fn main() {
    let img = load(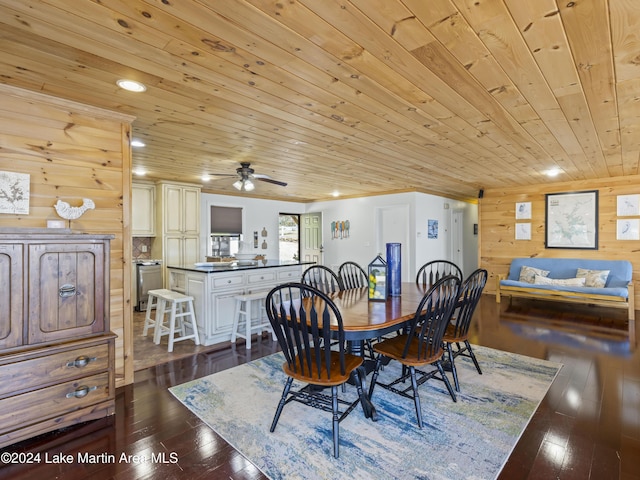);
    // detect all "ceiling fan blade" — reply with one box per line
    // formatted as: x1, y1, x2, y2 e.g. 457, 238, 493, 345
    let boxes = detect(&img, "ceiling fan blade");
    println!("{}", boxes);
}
208, 173, 238, 177
256, 177, 287, 187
